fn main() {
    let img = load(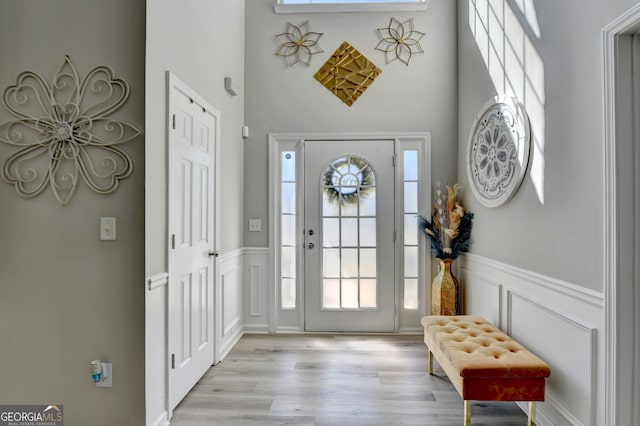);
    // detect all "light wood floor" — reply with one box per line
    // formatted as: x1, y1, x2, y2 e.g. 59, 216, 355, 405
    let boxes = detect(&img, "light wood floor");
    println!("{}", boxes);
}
169, 334, 528, 425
